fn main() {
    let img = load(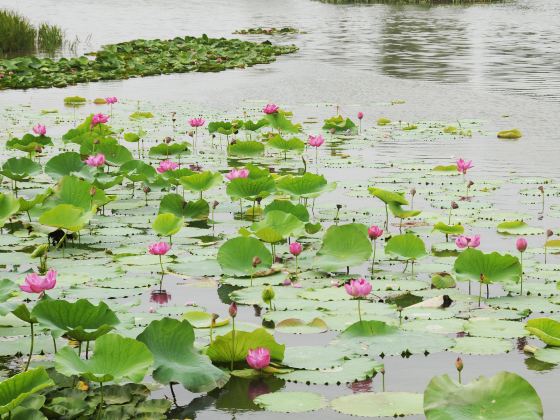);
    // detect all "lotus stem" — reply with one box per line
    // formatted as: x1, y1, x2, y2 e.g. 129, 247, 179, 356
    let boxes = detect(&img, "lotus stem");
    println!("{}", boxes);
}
231, 318, 236, 371
24, 322, 34, 372
478, 281, 482, 308
385, 204, 389, 231
357, 299, 362, 322
159, 255, 164, 275
86, 341, 90, 360
382, 370, 385, 392
371, 240, 377, 278
458, 370, 462, 384
520, 252, 524, 295
52, 336, 57, 353
169, 383, 177, 405
96, 382, 104, 420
